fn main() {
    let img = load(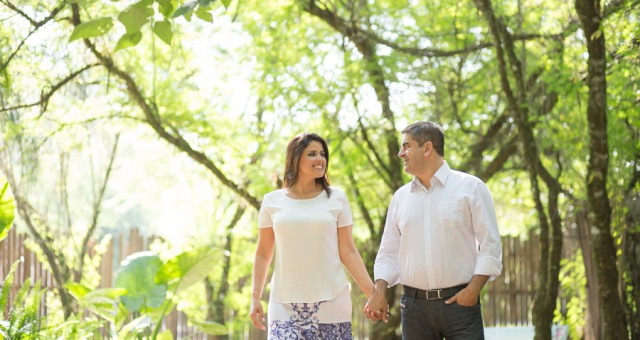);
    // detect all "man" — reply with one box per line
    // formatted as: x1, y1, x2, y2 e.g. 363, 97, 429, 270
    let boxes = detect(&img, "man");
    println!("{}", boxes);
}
365, 121, 502, 339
